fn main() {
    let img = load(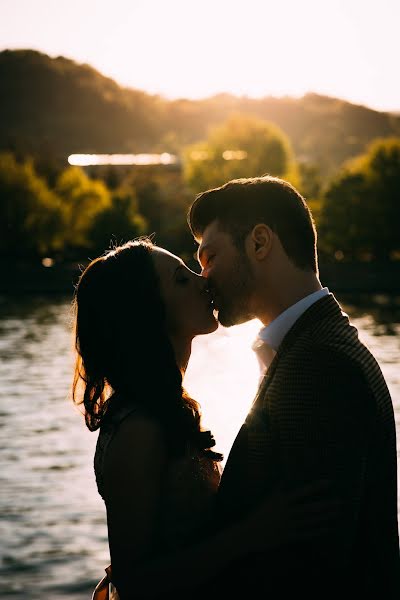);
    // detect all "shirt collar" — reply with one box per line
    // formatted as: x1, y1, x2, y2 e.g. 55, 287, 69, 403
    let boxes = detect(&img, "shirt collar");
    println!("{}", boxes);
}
256, 287, 330, 352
